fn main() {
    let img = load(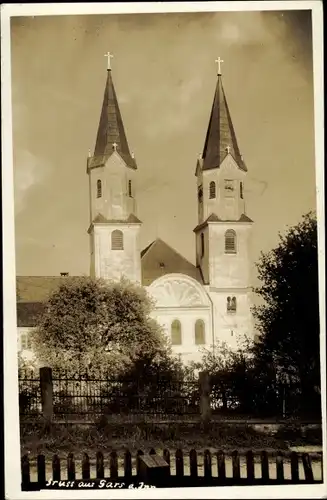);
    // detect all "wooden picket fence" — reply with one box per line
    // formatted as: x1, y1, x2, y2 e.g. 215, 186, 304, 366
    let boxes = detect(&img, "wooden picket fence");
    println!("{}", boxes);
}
21, 448, 323, 490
